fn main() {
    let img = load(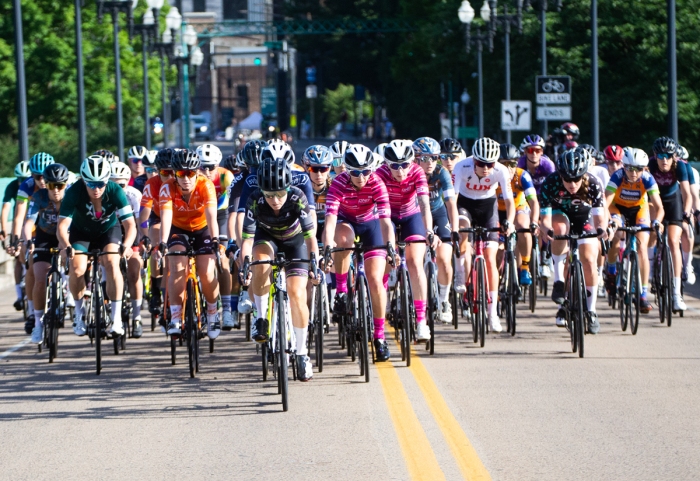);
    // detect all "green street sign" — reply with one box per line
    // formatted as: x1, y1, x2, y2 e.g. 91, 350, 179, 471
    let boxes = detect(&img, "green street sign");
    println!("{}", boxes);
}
264, 41, 283, 50
261, 87, 277, 116
458, 126, 479, 139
